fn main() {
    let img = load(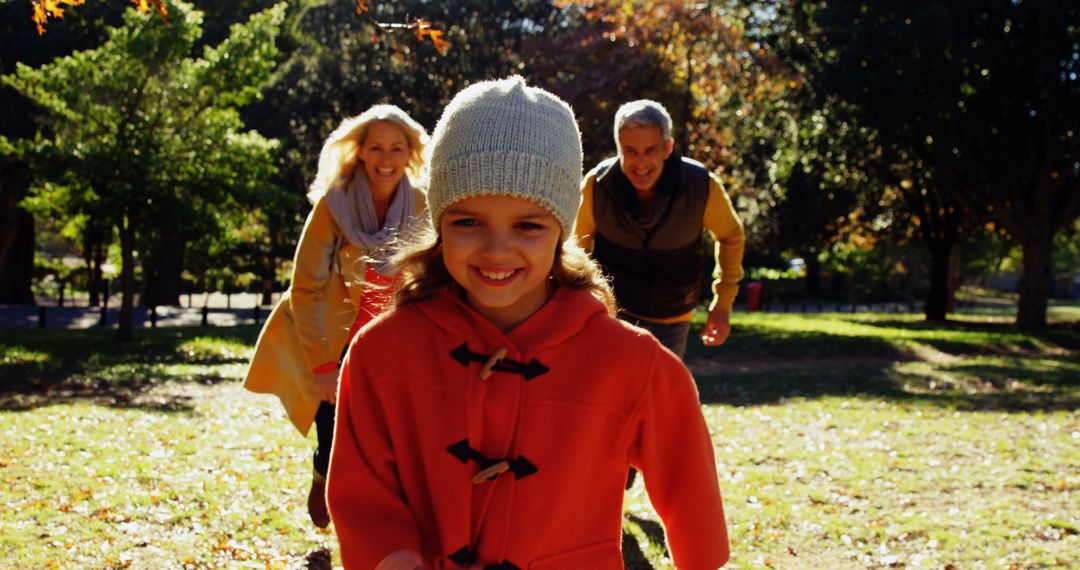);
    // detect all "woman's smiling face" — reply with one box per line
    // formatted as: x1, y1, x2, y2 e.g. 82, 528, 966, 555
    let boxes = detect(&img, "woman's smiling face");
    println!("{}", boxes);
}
358, 120, 410, 193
